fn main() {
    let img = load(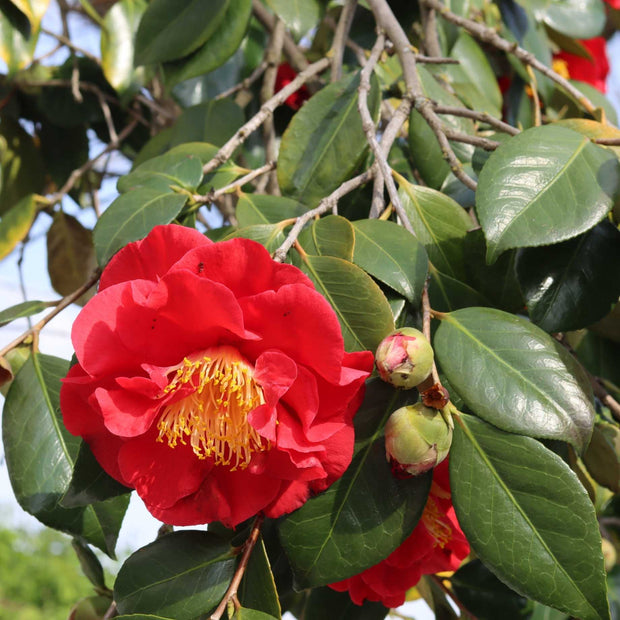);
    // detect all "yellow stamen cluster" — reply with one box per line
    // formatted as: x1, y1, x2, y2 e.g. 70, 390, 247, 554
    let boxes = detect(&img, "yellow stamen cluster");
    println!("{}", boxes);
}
552, 58, 571, 80
421, 495, 453, 549
157, 347, 268, 470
